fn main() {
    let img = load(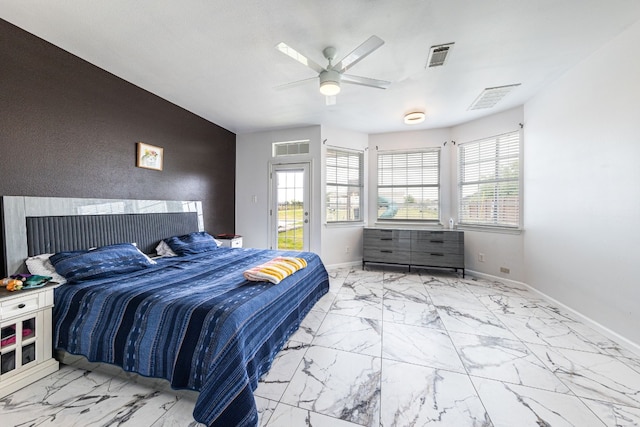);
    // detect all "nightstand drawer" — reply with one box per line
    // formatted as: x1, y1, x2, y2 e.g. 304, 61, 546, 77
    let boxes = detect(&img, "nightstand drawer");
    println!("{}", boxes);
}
219, 237, 242, 248
0, 294, 40, 320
